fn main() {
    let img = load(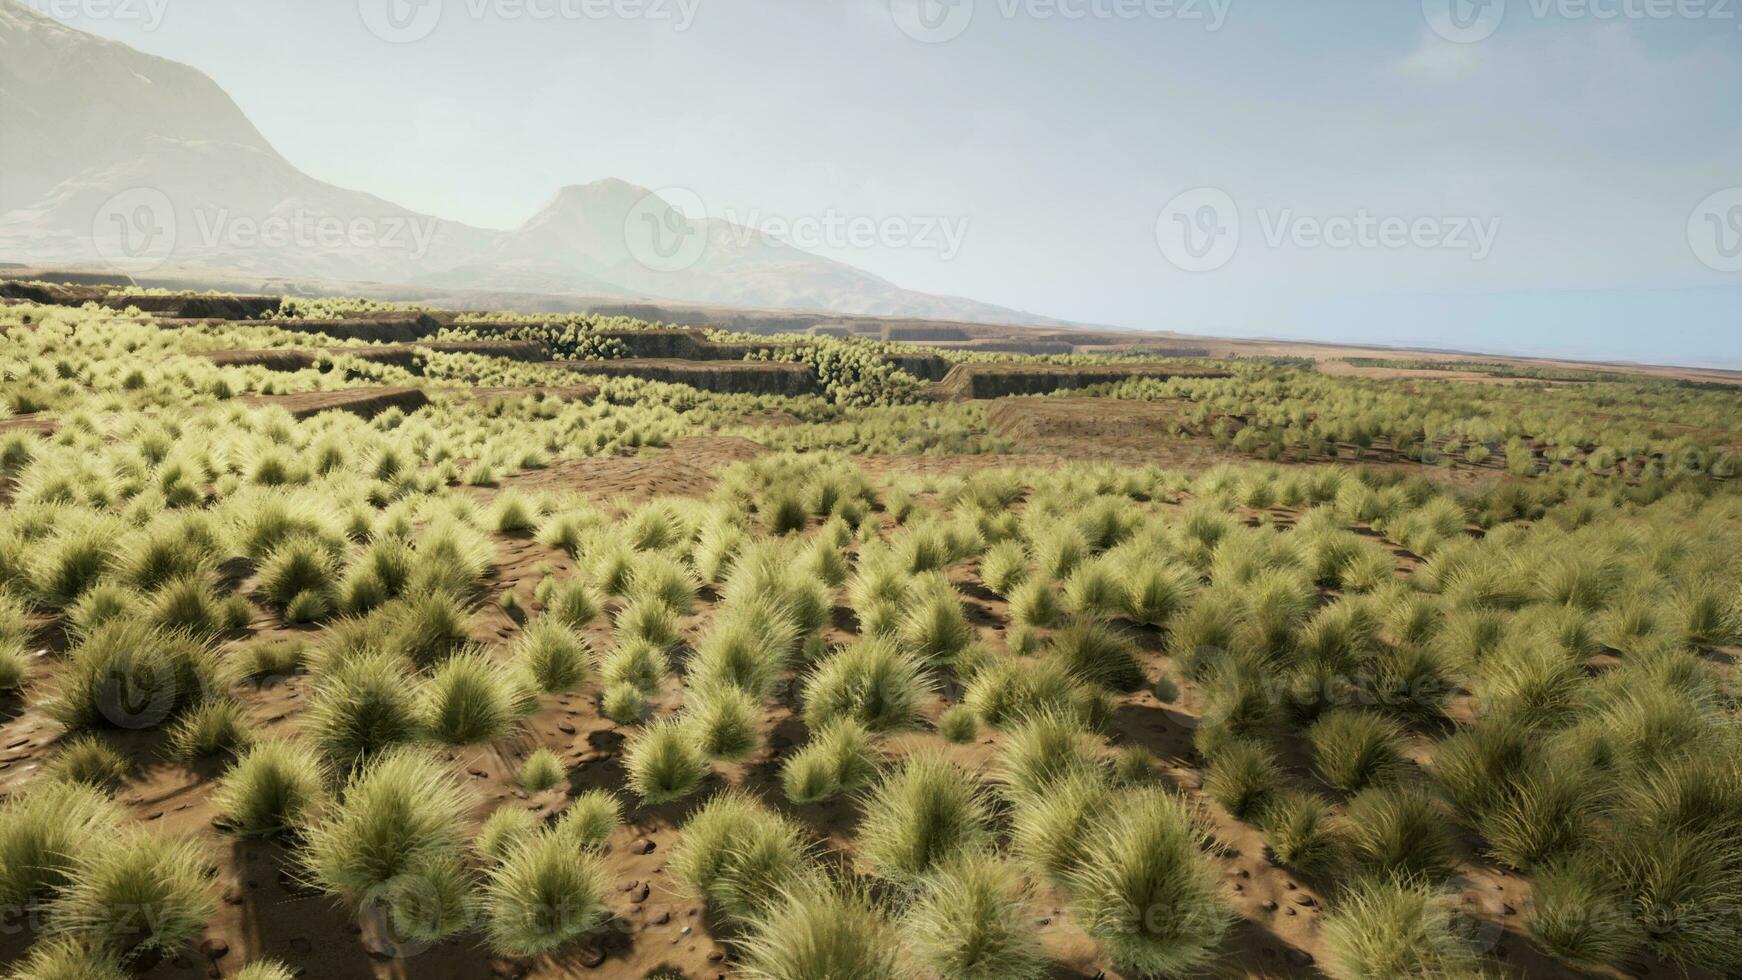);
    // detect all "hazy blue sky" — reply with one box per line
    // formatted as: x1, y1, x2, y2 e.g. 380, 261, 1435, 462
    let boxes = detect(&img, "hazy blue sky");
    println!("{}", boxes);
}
36, 0, 1742, 367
